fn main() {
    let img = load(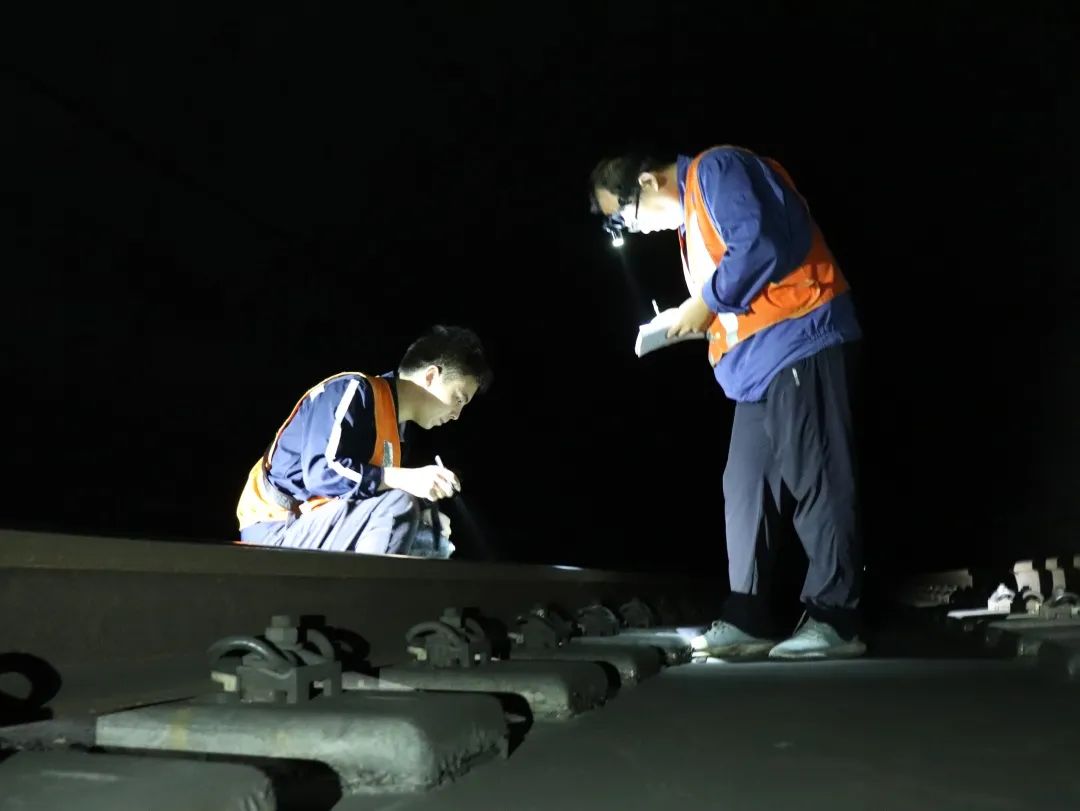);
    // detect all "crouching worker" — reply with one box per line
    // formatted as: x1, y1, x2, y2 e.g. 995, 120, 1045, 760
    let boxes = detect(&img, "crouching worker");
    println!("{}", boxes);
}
236, 326, 492, 555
